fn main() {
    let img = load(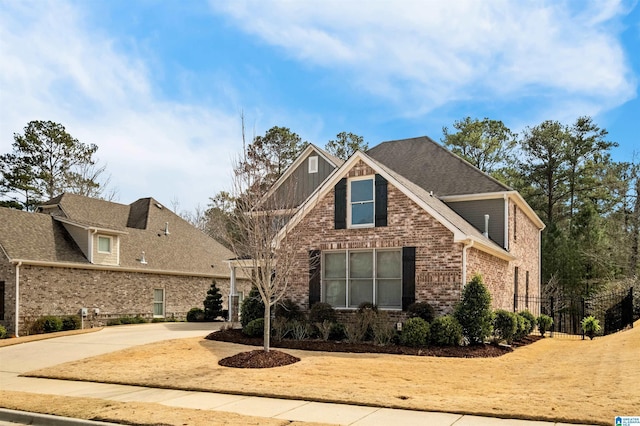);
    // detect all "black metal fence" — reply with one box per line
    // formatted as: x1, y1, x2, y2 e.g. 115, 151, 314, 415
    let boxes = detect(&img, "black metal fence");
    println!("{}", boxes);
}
514, 287, 635, 339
